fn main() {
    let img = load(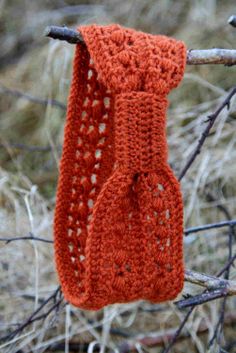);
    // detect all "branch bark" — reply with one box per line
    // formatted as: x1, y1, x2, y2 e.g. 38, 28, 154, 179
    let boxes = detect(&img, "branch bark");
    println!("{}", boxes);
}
44, 26, 236, 66
184, 269, 236, 294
